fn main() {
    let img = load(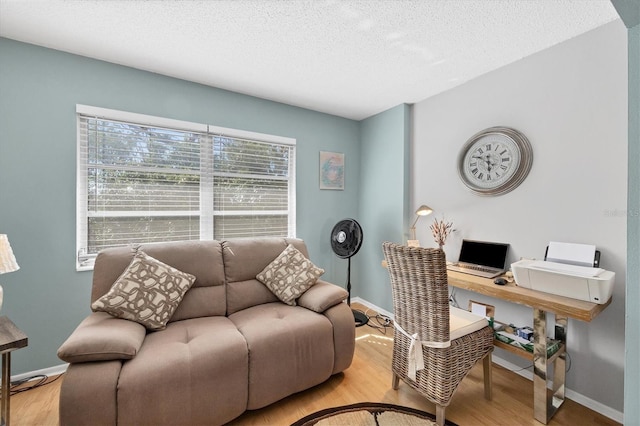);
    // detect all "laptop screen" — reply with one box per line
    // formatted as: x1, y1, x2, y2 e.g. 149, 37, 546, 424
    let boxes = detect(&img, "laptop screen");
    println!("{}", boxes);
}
458, 240, 509, 269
